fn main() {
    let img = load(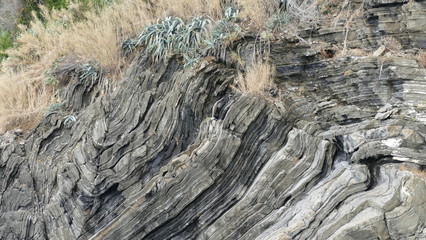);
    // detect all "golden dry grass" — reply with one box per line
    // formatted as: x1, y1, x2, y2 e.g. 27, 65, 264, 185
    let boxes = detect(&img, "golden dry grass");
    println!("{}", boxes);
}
399, 165, 426, 179
153, 0, 222, 20
236, 0, 279, 29
380, 36, 402, 53
0, 0, 223, 133
416, 51, 426, 68
0, 68, 54, 132
237, 61, 275, 97
5, 1, 152, 71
